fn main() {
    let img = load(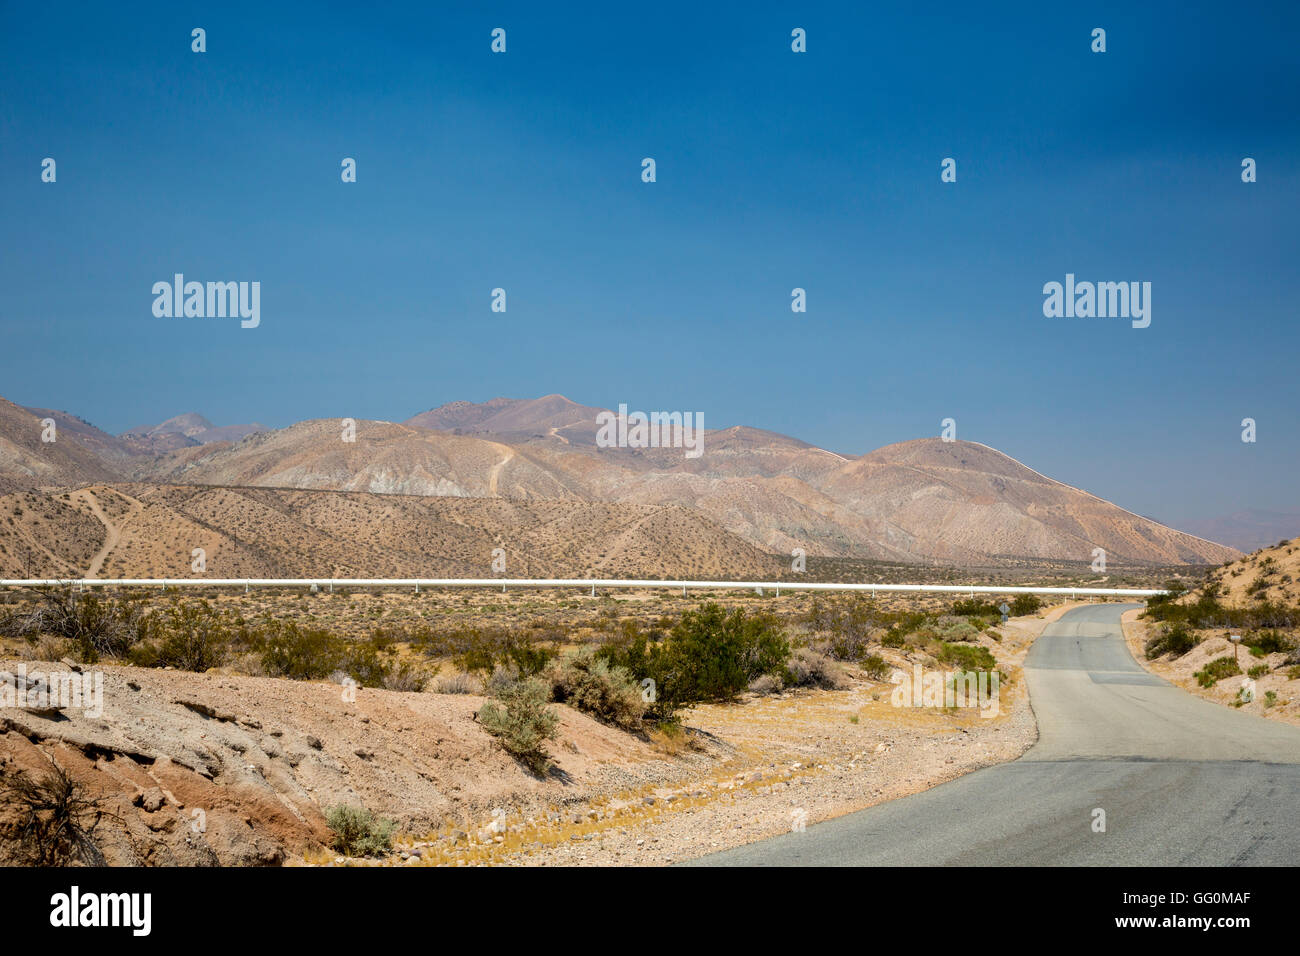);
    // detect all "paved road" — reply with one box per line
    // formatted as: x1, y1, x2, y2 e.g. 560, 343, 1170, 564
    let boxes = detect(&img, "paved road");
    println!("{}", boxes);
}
688, 603, 1300, 865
